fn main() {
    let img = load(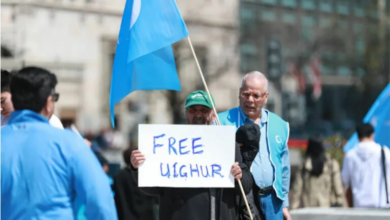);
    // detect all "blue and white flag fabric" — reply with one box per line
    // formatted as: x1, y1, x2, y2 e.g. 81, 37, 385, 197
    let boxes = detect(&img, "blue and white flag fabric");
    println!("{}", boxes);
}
343, 83, 390, 152
109, 0, 189, 127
